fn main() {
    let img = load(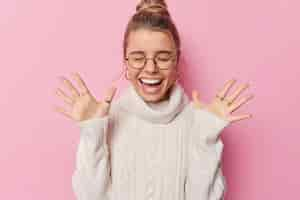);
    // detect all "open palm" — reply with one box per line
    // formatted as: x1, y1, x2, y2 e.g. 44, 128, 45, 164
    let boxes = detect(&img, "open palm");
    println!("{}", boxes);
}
192, 79, 254, 123
53, 72, 117, 122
